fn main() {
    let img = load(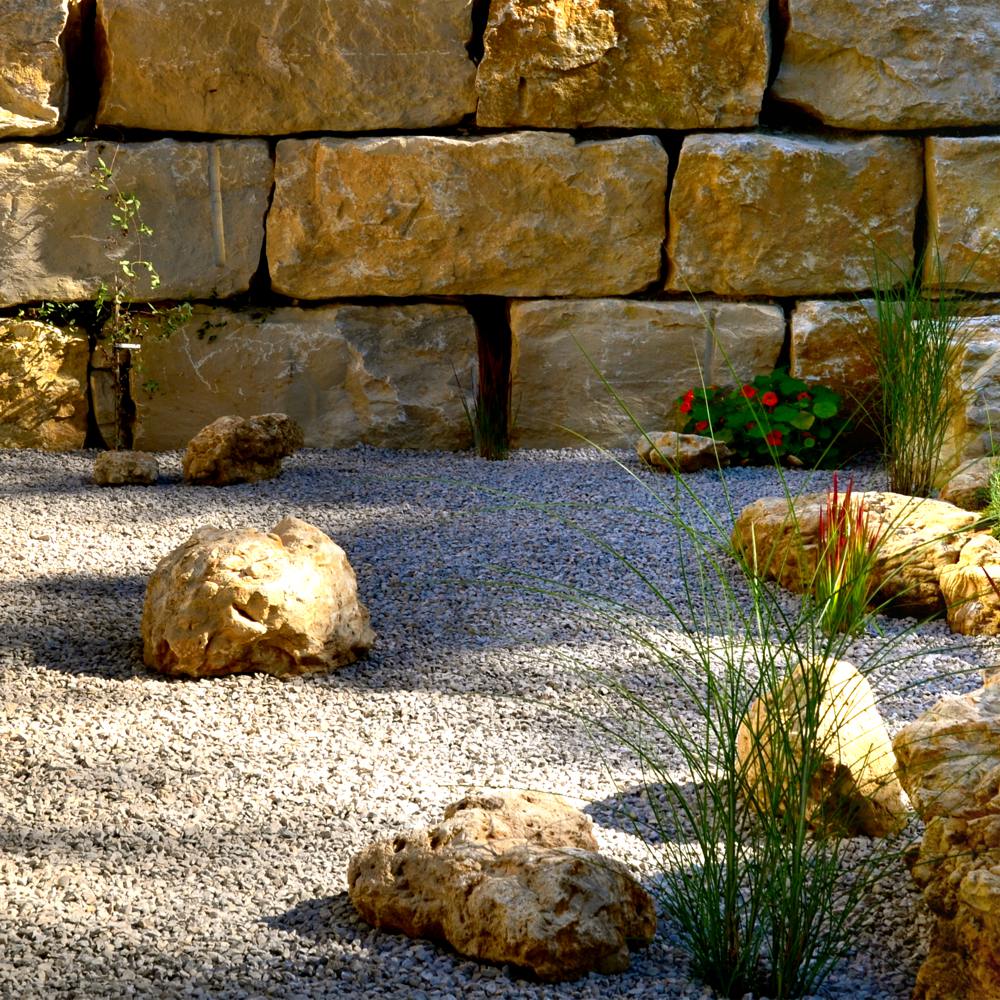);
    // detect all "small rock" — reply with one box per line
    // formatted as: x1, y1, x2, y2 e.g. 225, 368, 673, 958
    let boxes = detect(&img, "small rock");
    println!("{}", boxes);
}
92, 450, 159, 487
182, 413, 304, 486
940, 456, 994, 512
636, 431, 732, 473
